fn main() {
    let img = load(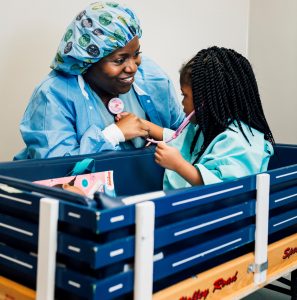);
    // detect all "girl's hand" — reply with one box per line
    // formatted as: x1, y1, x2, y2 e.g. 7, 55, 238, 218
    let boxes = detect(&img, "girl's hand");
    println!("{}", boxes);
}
155, 142, 204, 186
155, 142, 185, 171
115, 112, 150, 140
